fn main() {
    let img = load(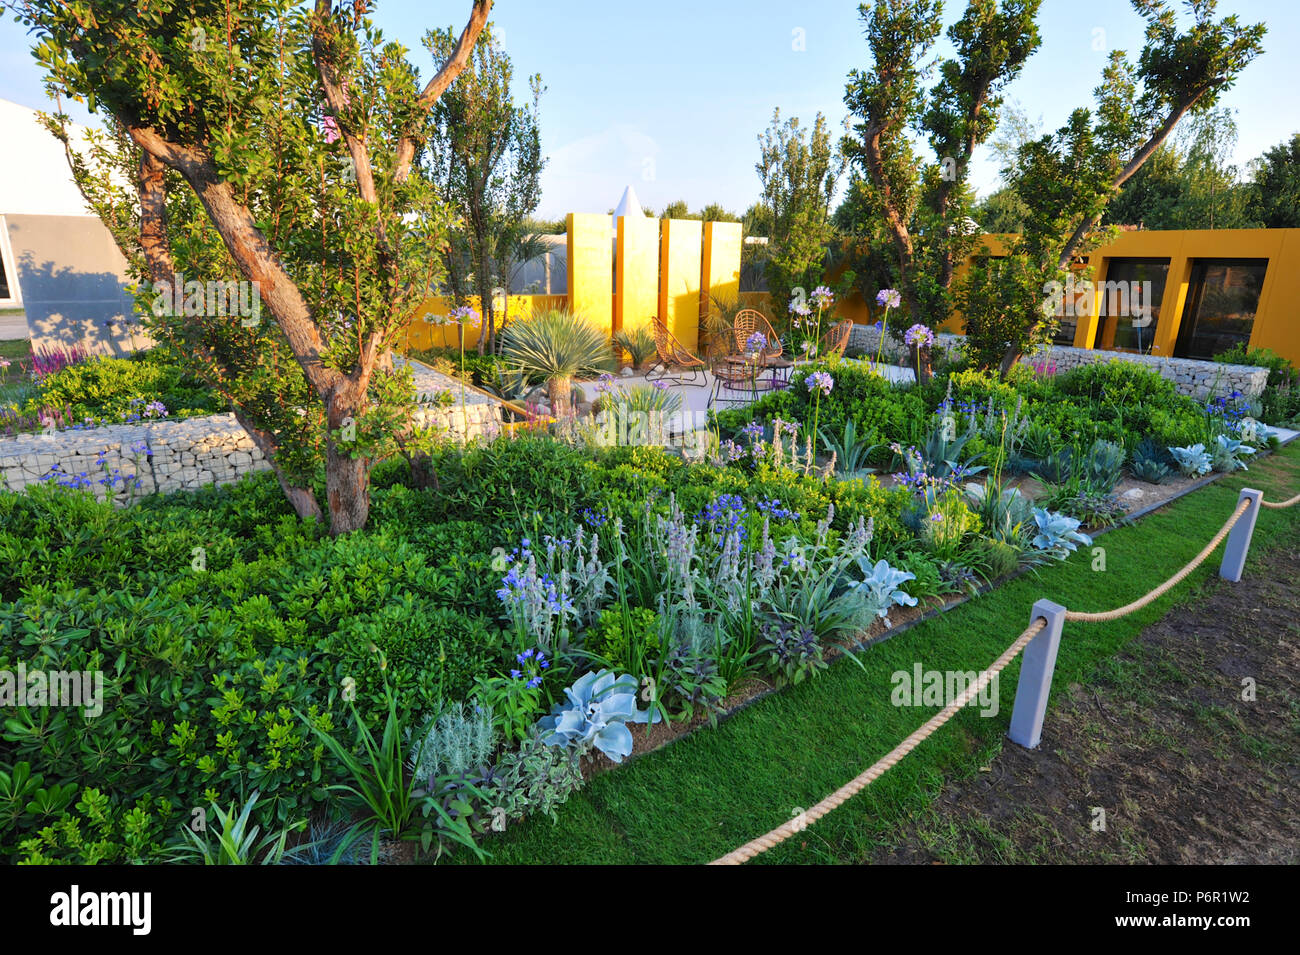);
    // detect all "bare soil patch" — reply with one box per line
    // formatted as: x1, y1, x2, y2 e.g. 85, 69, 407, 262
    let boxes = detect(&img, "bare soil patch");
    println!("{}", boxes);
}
869, 526, 1300, 864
